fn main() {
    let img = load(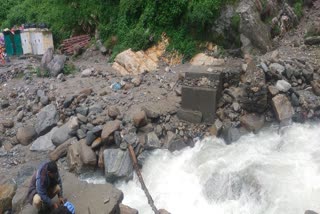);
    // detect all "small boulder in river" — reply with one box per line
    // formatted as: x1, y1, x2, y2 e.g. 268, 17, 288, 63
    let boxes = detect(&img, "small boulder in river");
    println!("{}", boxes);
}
35, 104, 59, 136
272, 94, 294, 122
104, 149, 133, 182
16, 126, 37, 146
79, 140, 97, 166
